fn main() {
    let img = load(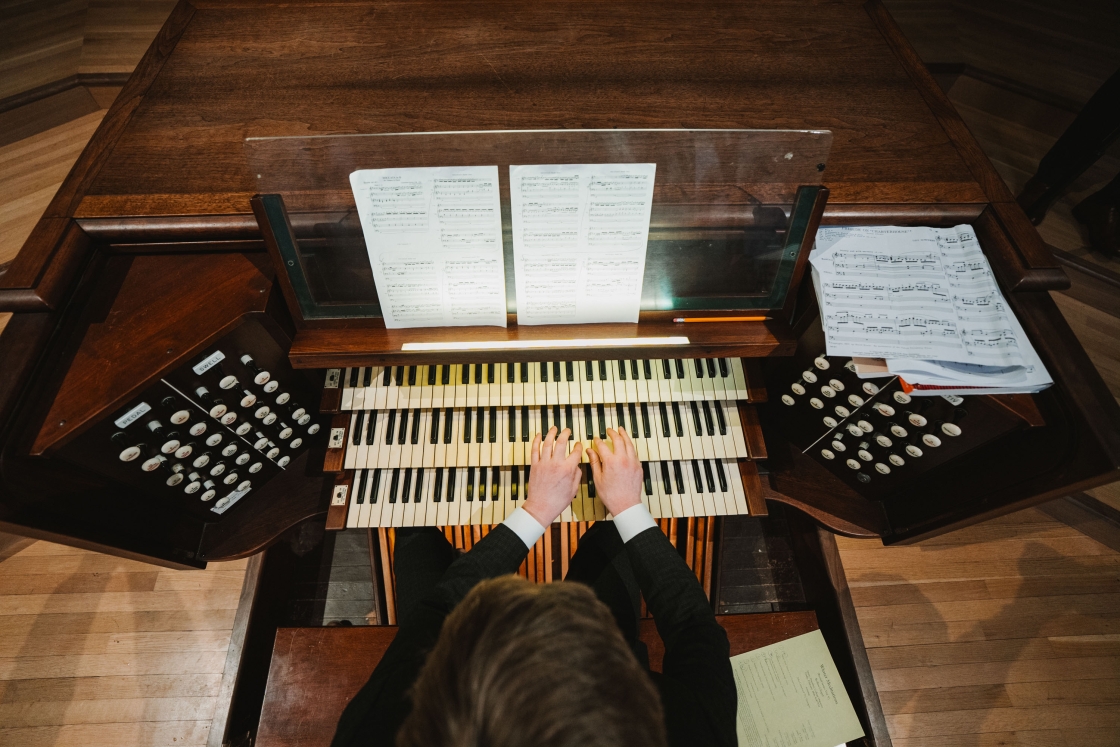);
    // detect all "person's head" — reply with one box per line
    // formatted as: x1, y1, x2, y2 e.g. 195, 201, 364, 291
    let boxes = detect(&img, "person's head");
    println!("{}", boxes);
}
397, 575, 668, 747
